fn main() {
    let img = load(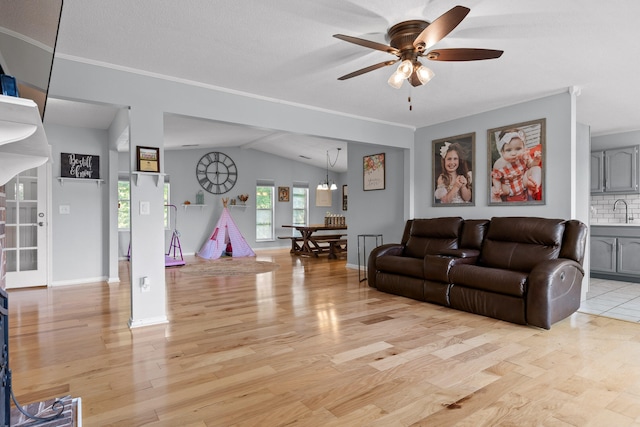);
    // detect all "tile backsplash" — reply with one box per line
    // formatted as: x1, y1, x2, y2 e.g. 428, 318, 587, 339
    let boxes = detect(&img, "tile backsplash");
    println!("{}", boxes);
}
591, 194, 640, 224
